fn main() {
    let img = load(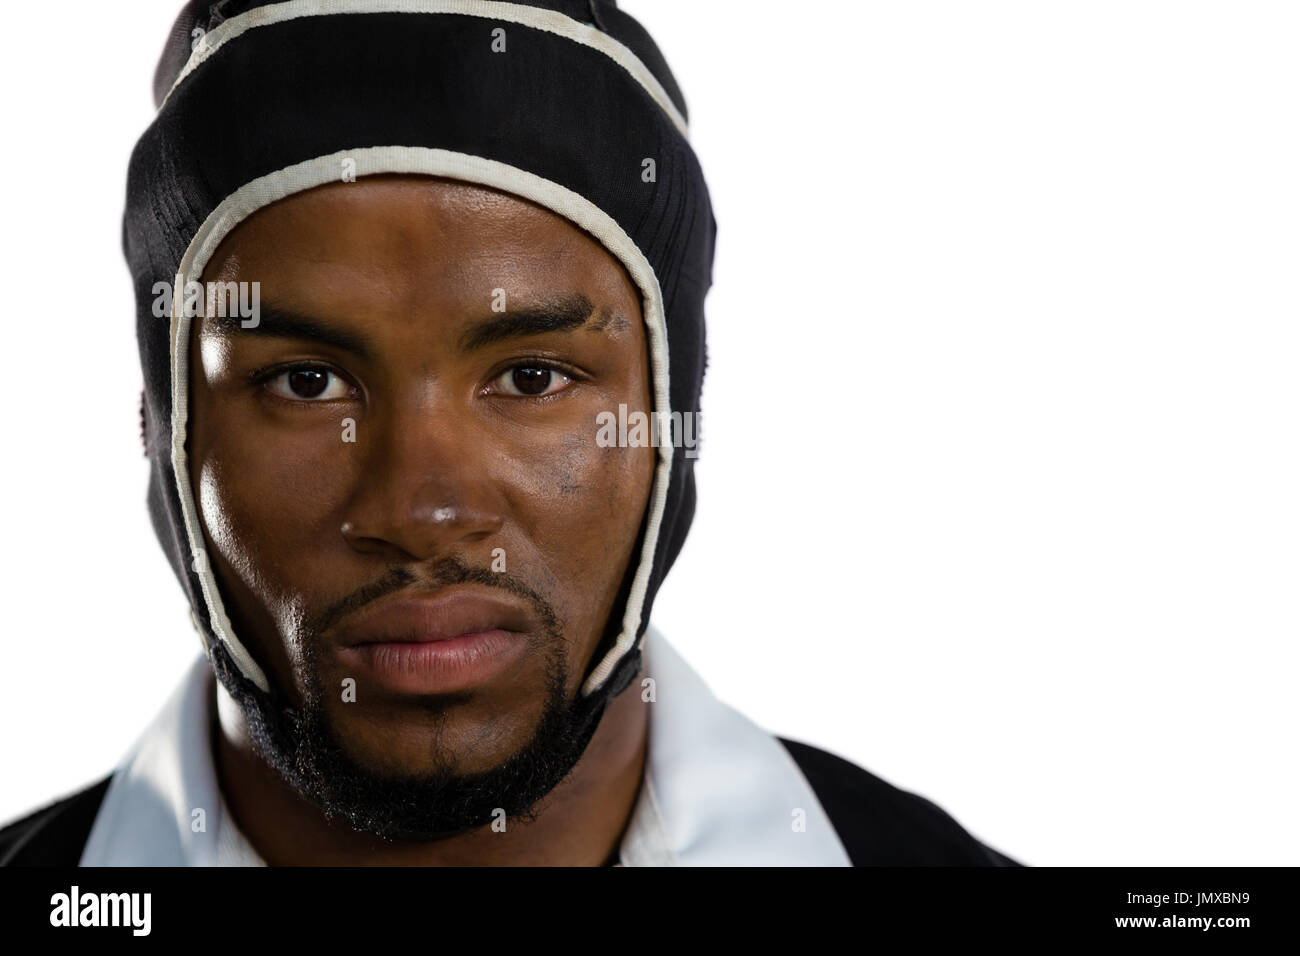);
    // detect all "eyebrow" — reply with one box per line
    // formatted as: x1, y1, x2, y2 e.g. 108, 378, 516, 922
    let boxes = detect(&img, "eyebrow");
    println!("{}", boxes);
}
459, 293, 597, 352
203, 292, 602, 357
205, 306, 374, 359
